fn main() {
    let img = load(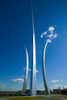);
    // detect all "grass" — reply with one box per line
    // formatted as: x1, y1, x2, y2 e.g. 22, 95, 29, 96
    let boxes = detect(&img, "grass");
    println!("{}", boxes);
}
50, 95, 57, 97
49, 94, 65, 97
54, 98, 66, 100
64, 97, 67, 99
8, 96, 47, 100
54, 99, 63, 100
0, 96, 12, 98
